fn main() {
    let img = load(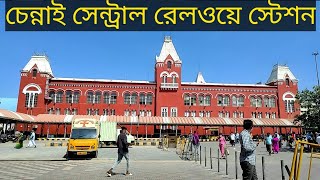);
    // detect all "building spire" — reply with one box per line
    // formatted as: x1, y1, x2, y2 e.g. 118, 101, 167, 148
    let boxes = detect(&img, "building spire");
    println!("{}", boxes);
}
156, 36, 181, 63
196, 72, 206, 84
